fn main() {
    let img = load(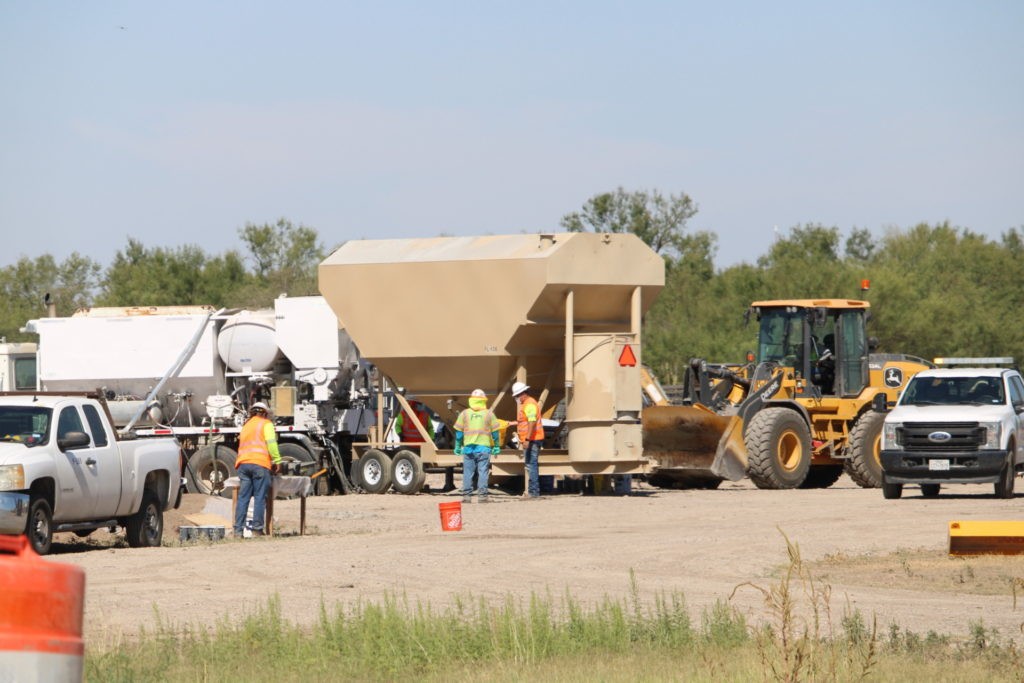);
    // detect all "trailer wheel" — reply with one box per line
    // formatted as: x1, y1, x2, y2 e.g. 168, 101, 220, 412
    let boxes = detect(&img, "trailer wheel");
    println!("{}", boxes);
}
798, 465, 844, 489
356, 449, 392, 494
881, 475, 903, 500
844, 411, 885, 488
391, 449, 426, 494
745, 407, 811, 489
26, 496, 53, 556
186, 445, 237, 497
920, 483, 941, 498
126, 490, 163, 548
